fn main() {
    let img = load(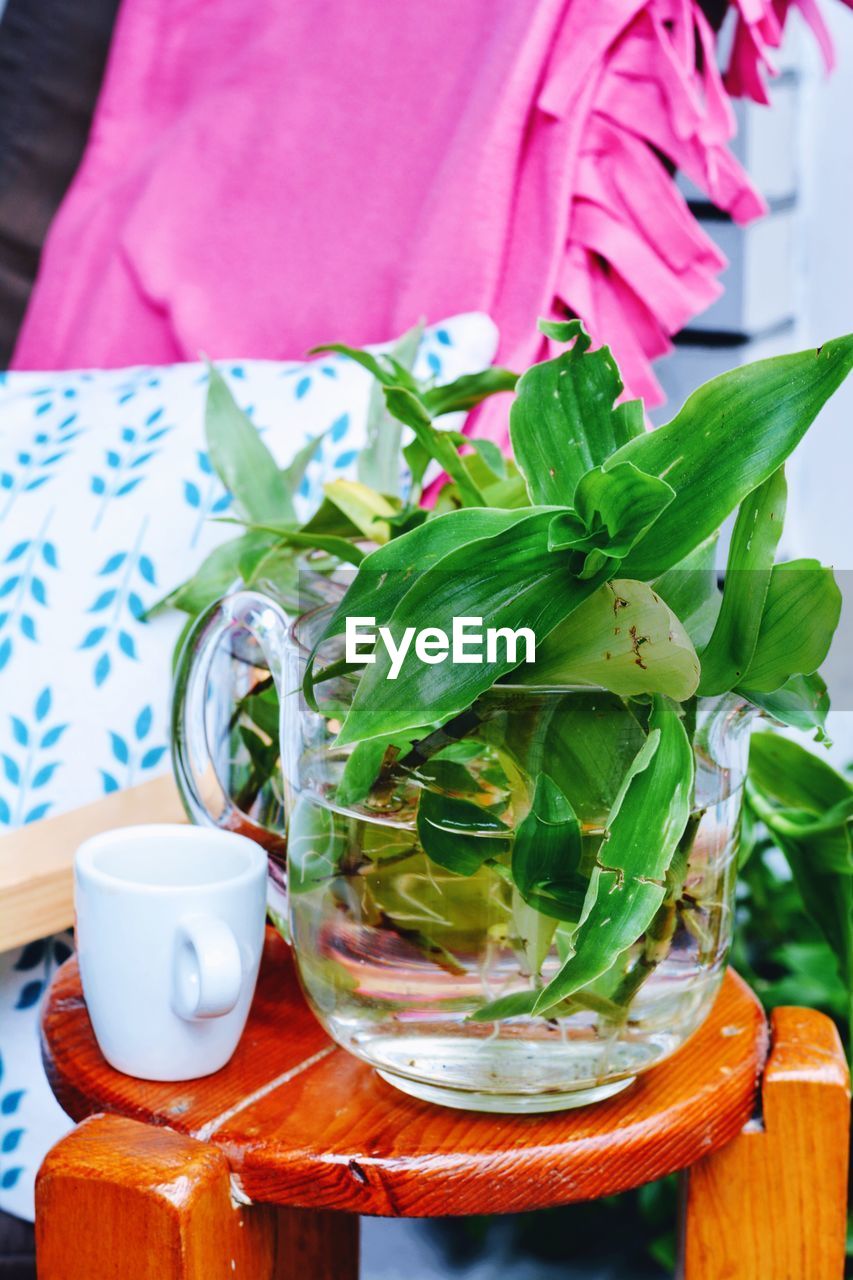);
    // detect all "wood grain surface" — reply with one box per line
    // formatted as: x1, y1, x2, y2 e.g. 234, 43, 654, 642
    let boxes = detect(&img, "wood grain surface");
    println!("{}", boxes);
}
36, 1112, 280, 1279
0, 773, 184, 949
41, 929, 770, 1217
683, 1004, 850, 1279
